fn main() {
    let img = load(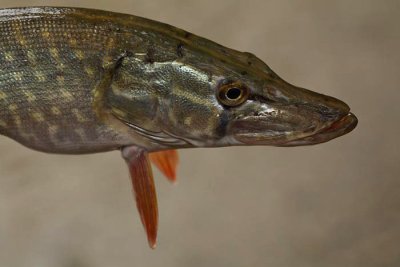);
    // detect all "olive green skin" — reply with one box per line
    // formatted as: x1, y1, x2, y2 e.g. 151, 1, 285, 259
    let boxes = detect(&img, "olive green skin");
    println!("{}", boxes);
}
0, 7, 357, 154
